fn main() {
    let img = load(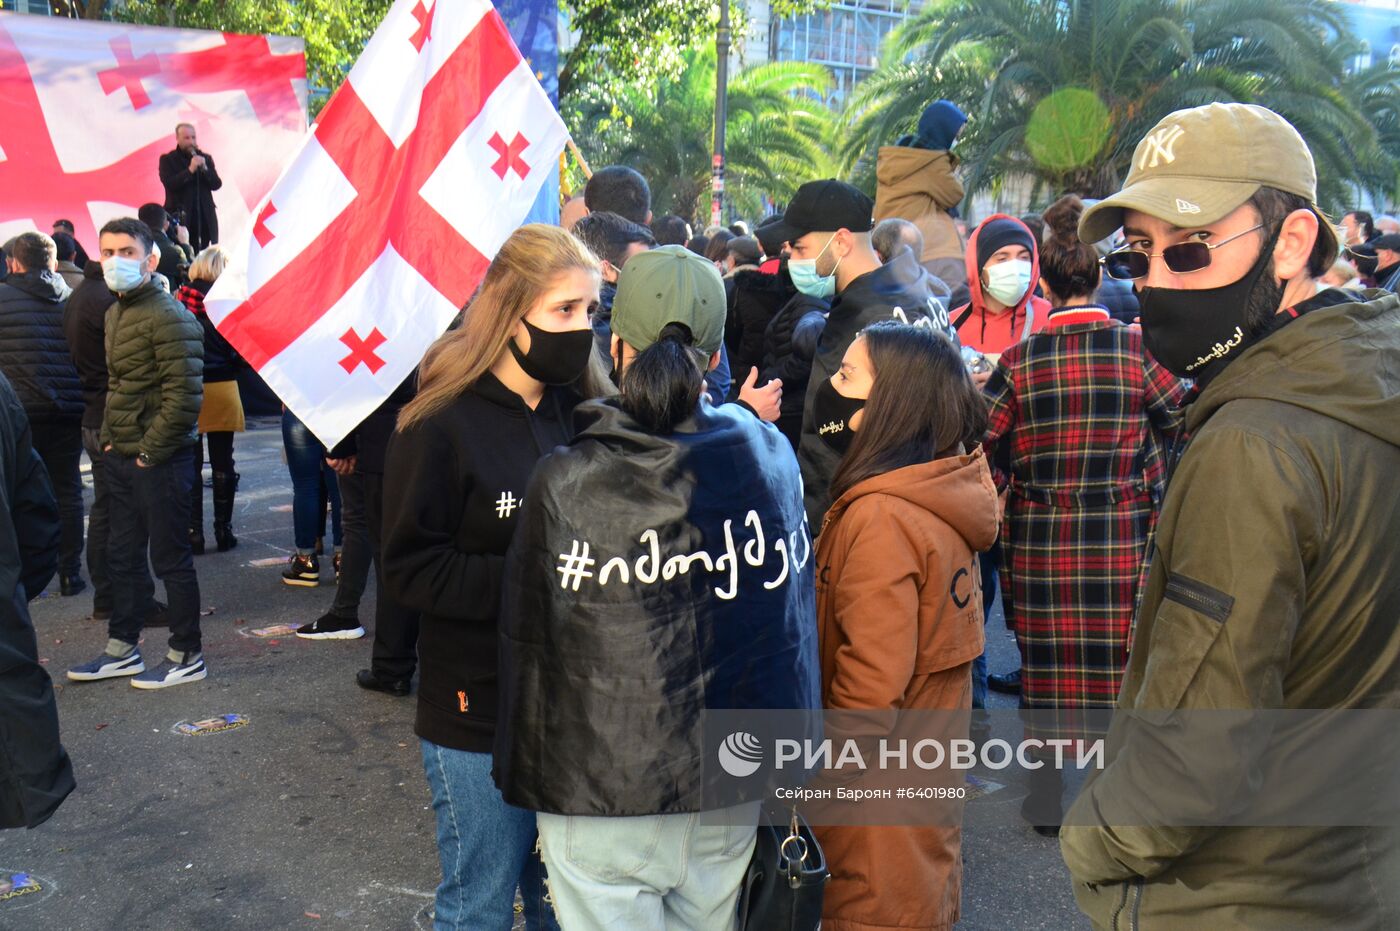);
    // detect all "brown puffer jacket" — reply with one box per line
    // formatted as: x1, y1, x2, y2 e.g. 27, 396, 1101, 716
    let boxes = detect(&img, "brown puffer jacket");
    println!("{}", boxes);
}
813, 448, 999, 931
